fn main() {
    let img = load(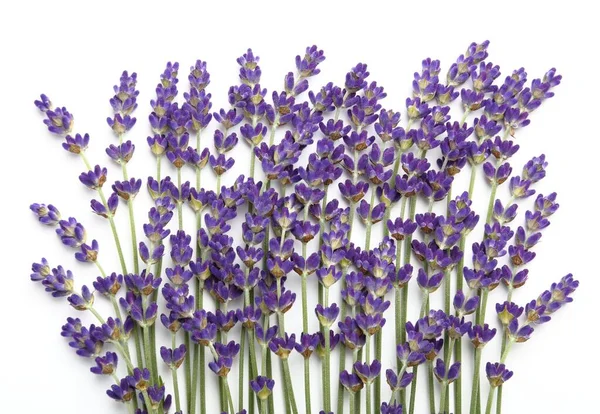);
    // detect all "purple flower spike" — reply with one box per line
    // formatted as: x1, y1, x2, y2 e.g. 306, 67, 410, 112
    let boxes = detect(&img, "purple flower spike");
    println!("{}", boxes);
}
128, 368, 151, 391
340, 370, 364, 393
496, 301, 524, 326
315, 303, 340, 327
486, 362, 513, 387
67, 286, 94, 313
34, 94, 52, 112
386, 368, 414, 390
56, 217, 87, 248
160, 344, 186, 369
296, 45, 326, 78
536, 273, 579, 314
79, 165, 108, 190
30, 203, 61, 225
63, 133, 90, 154
468, 324, 497, 348
75, 239, 99, 263
534, 193, 559, 217
417, 268, 444, 293
353, 360, 381, 384
433, 358, 461, 383
106, 378, 135, 403
380, 402, 404, 414
91, 351, 118, 375
40, 101, 74, 135
251, 376, 275, 400
32, 264, 75, 297
93, 273, 122, 297
507, 318, 534, 343
268, 333, 296, 360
